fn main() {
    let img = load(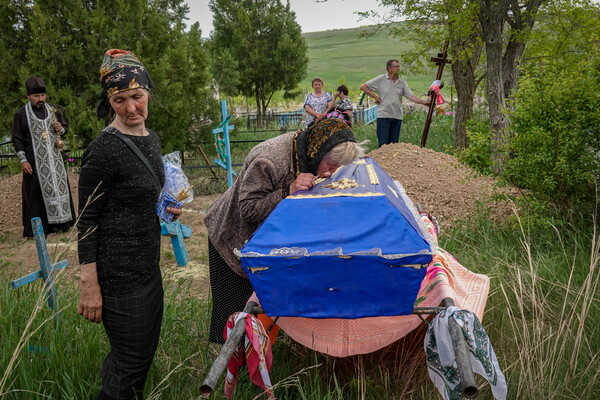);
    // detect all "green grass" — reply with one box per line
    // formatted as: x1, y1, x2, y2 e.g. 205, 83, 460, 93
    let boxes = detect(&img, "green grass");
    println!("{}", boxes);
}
264, 24, 441, 108
1, 208, 599, 399
441, 212, 600, 400
397, 108, 455, 152
301, 25, 435, 97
